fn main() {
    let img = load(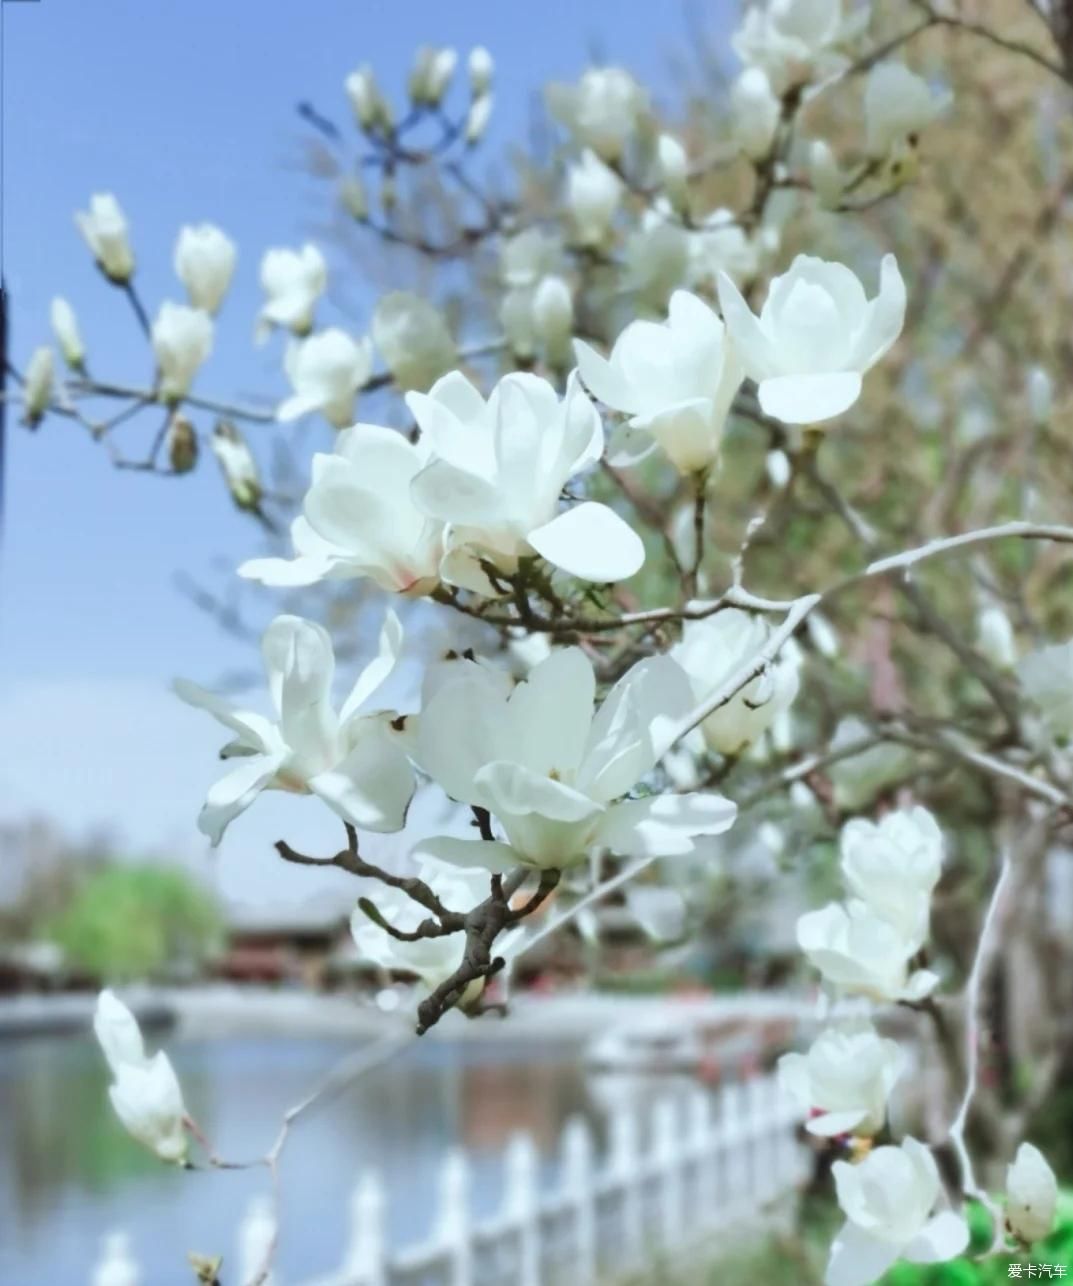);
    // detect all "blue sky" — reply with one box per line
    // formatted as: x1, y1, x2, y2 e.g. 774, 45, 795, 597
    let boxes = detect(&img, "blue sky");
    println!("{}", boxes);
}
0, 0, 734, 911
